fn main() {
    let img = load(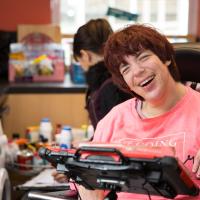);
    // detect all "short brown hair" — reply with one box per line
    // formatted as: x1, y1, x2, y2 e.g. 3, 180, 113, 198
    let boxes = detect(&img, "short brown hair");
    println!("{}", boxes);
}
104, 24, 180, 96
